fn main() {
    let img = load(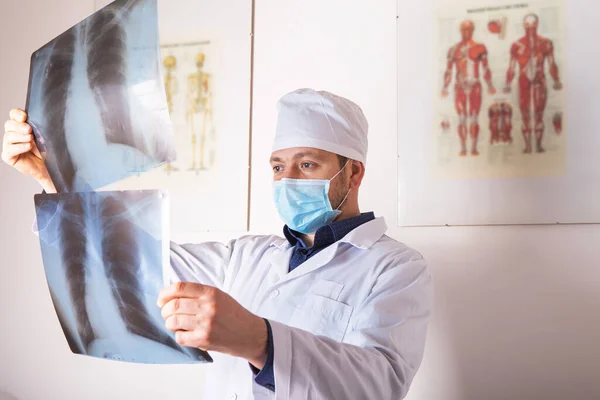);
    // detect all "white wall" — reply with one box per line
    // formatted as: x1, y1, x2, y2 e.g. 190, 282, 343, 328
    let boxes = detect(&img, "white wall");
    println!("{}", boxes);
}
1, 0, 600, 400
